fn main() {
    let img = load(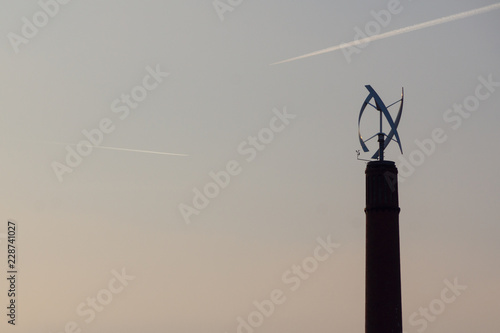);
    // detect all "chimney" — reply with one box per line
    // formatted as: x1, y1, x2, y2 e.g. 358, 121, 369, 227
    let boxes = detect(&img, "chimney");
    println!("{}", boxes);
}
365, 160, 402, 333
